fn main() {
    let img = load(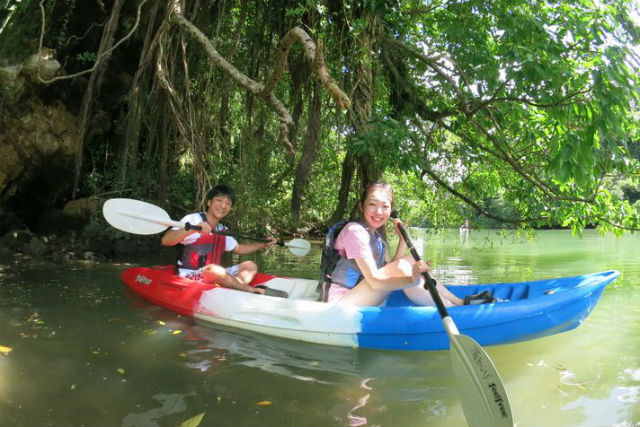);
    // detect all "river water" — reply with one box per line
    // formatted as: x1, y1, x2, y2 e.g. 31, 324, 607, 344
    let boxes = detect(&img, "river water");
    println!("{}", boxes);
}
0, 229, 639, 427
